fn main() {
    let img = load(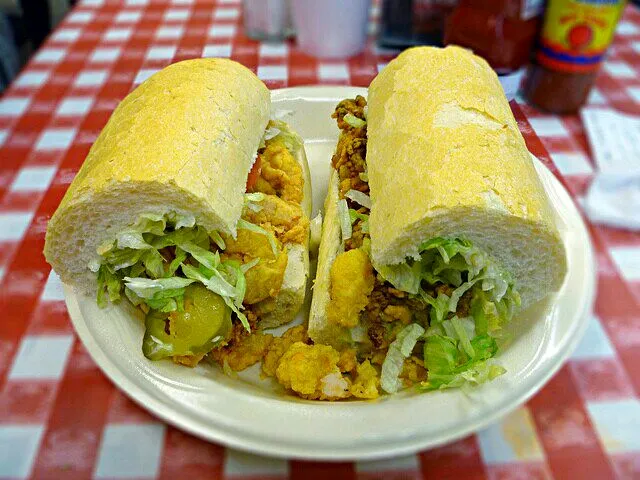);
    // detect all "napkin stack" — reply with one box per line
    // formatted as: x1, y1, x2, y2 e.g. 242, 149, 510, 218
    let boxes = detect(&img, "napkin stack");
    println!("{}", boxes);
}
582, 108, 640, 231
